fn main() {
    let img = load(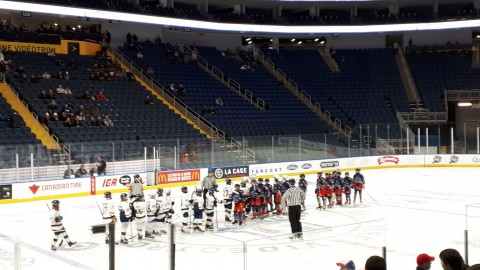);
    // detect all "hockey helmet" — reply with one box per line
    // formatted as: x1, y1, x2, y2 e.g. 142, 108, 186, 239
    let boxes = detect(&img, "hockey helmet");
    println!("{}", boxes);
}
212, 183, 219, 192
195, 187, 202, 195
288, 178, 296, 185
240, 181, 246, 187
249, 174, 256, 180
166, 190, 171, 196
181, 186, 188, 193
242, 176, 249, 182
273, 174, 280, 179
104, 191, 112, 198
226, 178, 232, 185
234, 184, 240, 189
52, 200, 60, 206
258, 178, 263, 182
317, 171, 323, 175
299, 174, 305, 178
120, 193, 128, 200
149, 193, 157, 200
345, 172, 350, 176
264, 178, 270, 183
355, 168, 361, 172
208, 169, 214, 174
157, 188, 164, 196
